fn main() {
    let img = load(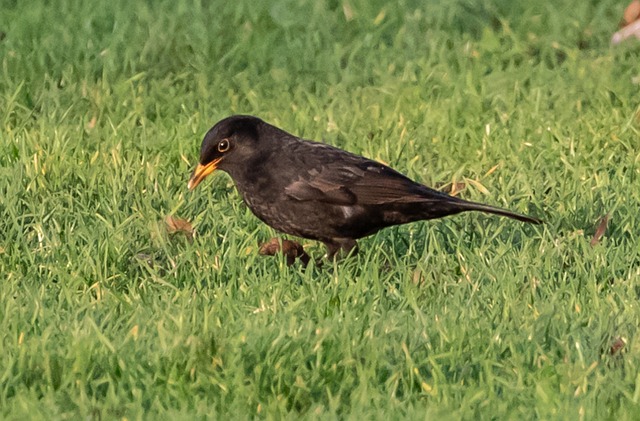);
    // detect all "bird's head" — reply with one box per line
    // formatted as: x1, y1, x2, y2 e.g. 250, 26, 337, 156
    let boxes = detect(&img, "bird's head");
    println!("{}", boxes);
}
188, 115, 263, 190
